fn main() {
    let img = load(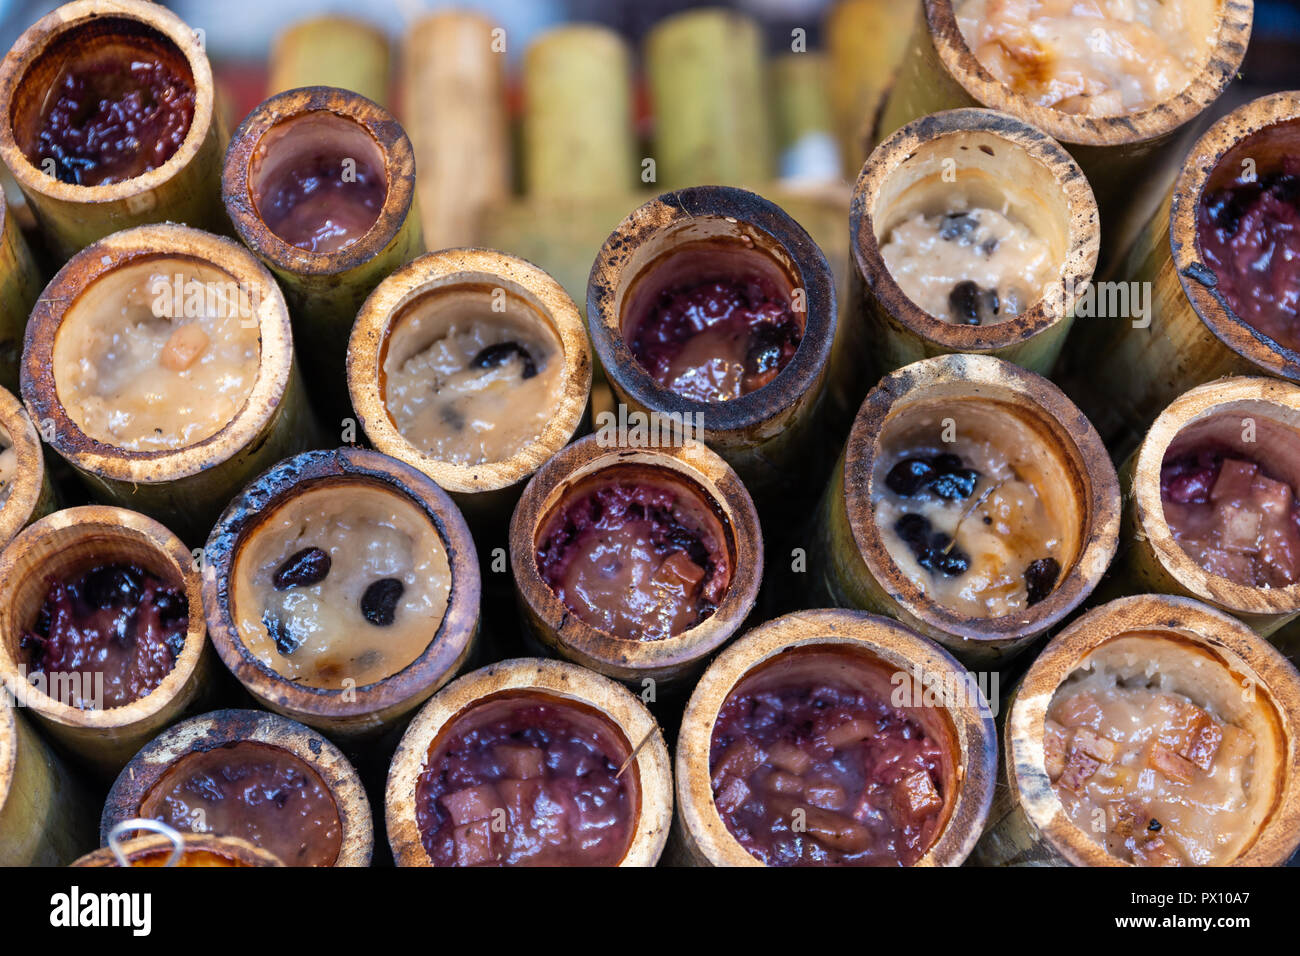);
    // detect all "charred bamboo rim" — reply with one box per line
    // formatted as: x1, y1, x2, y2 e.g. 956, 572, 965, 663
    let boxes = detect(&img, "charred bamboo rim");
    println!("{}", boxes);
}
677, 608, 997, 866
0, 0, 214, 205
851, 108, 1098, 352
586, 185, 835, 441
386, 657, 673, 866
1133, 377, 1300, 615
0, 505, 205, 731
1007, 594, 1300, 866
920, 0, 1252, 149
845, 354, 1120, 648
21, 223, 293, 485
203, 447, 480, 723
73, 832, 285, 867
1173, 91, 1300, 380
510, 434, 763, 680
101, 708, 373, 866
349, 248, 592, 495
0, 386, 45, 547
223, 85, 416, 278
